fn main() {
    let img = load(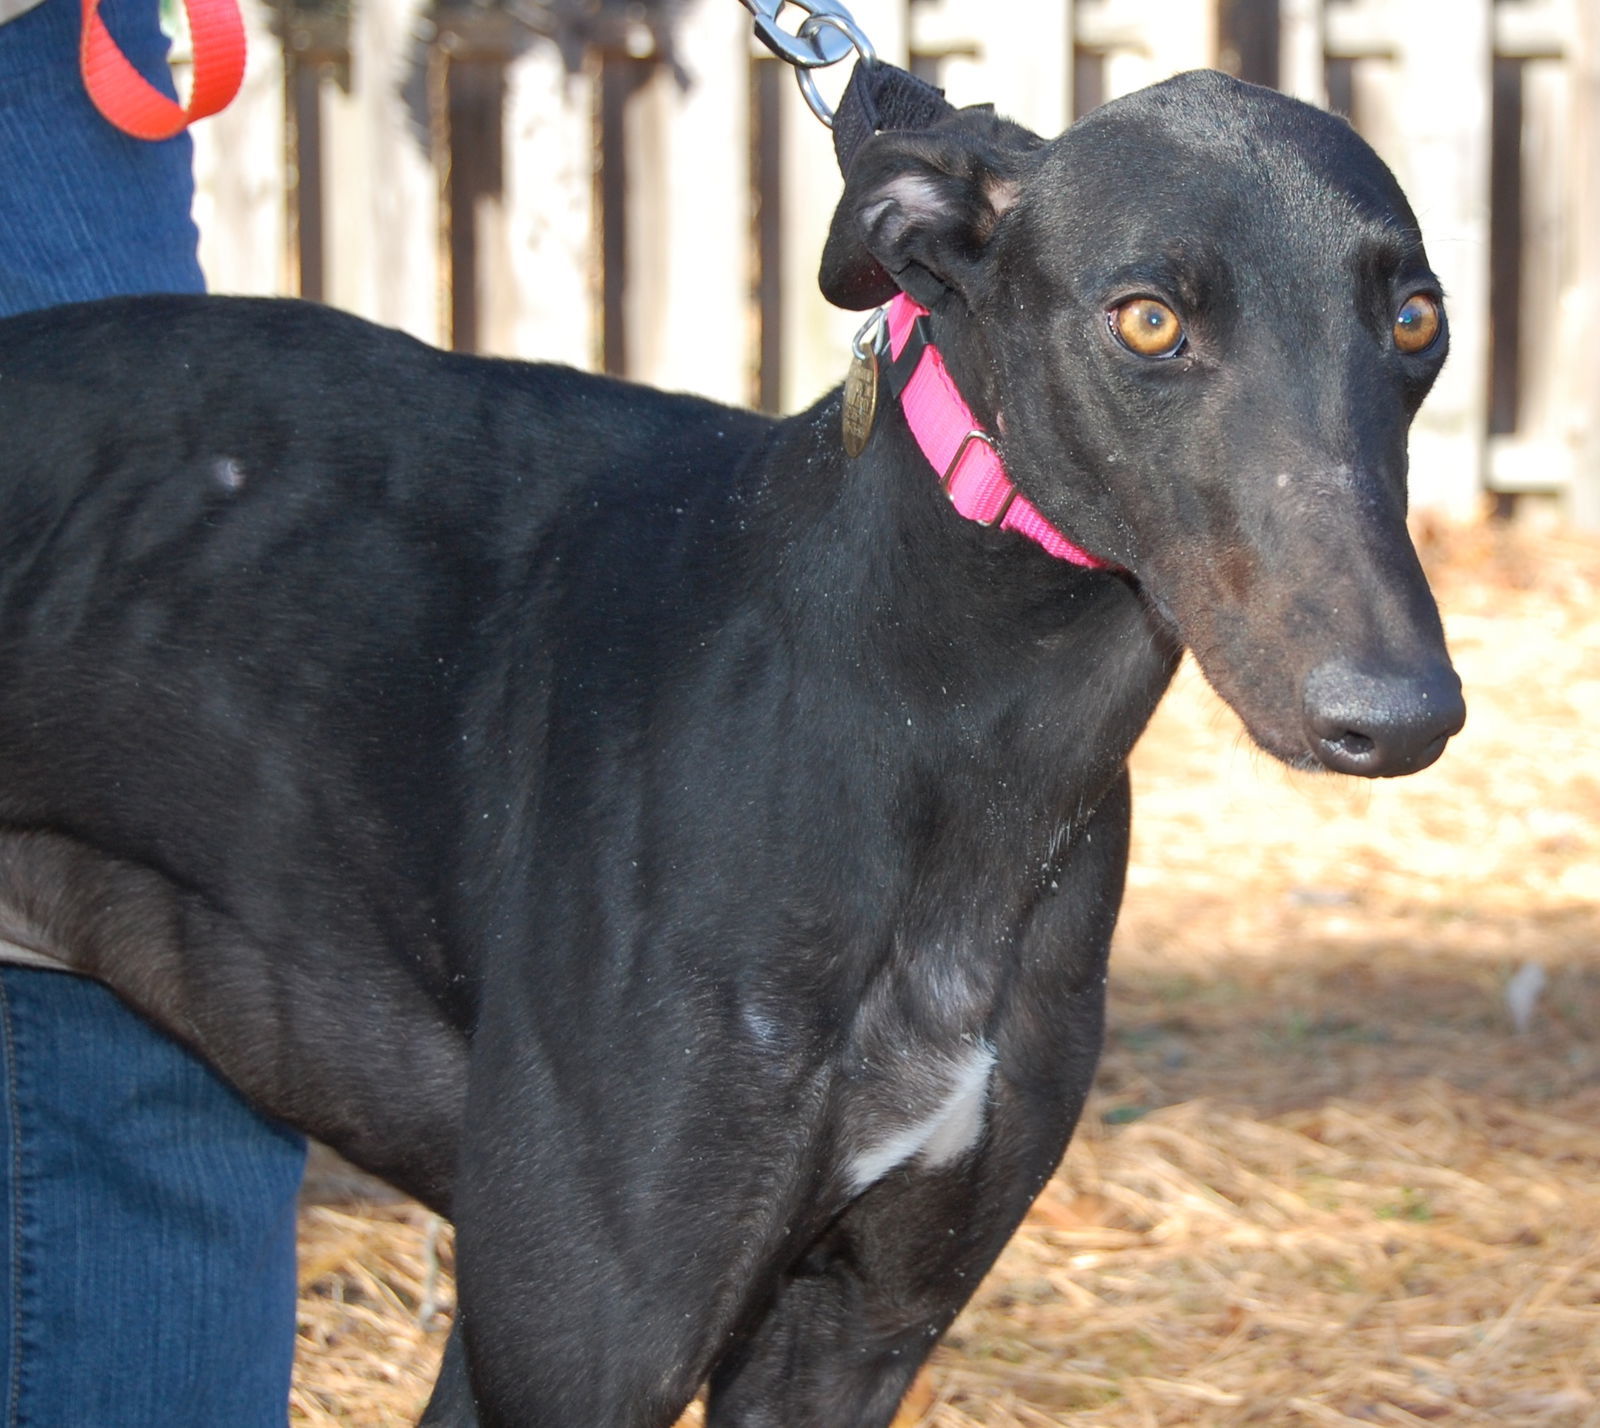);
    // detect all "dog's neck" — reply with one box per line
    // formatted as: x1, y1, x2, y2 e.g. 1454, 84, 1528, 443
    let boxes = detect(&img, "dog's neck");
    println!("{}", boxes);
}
880, 295, 1112, 572
750, 364, 1176, 782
